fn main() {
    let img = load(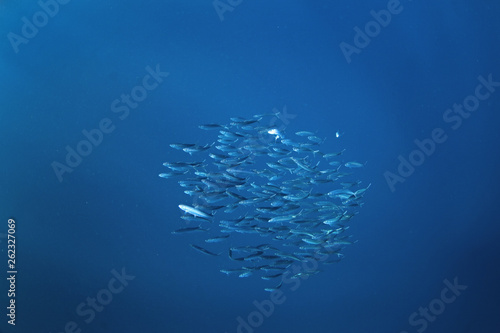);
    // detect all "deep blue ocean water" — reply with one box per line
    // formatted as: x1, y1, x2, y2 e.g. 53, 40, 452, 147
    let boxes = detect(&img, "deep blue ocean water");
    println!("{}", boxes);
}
1, 1, 500, 332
